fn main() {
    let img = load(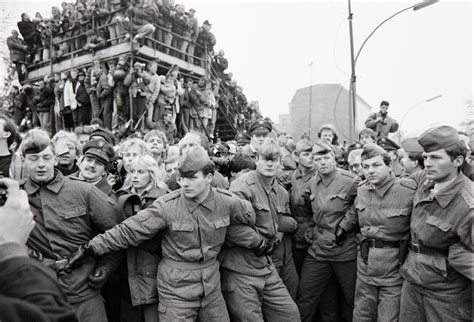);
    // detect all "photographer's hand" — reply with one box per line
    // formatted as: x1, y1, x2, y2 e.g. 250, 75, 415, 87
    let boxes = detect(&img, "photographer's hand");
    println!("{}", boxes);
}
0, 178, 35, 246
